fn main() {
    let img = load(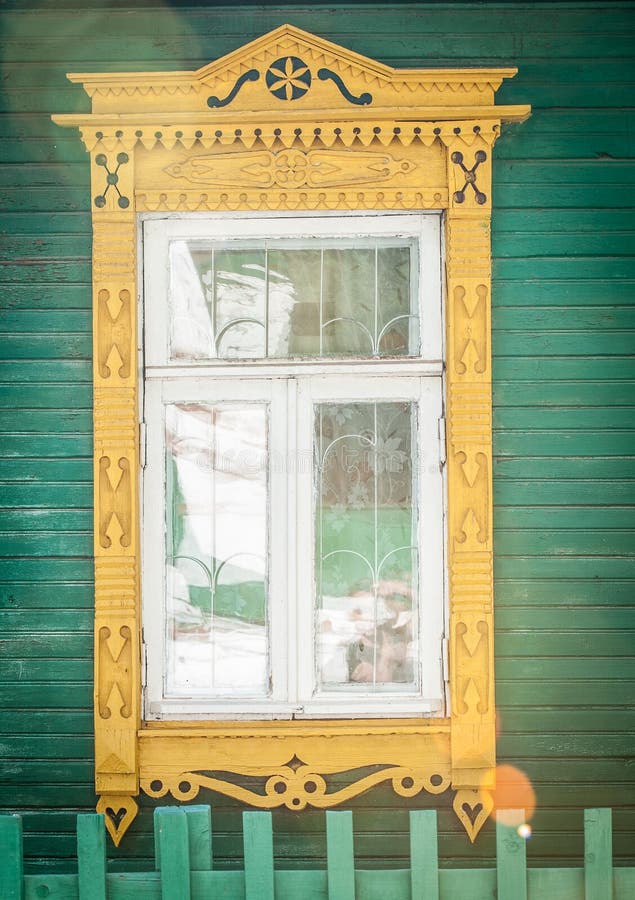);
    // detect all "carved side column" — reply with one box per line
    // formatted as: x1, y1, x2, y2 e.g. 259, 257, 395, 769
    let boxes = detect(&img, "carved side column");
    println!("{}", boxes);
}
442, 130, 497, 841
88, 144, 140, 845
